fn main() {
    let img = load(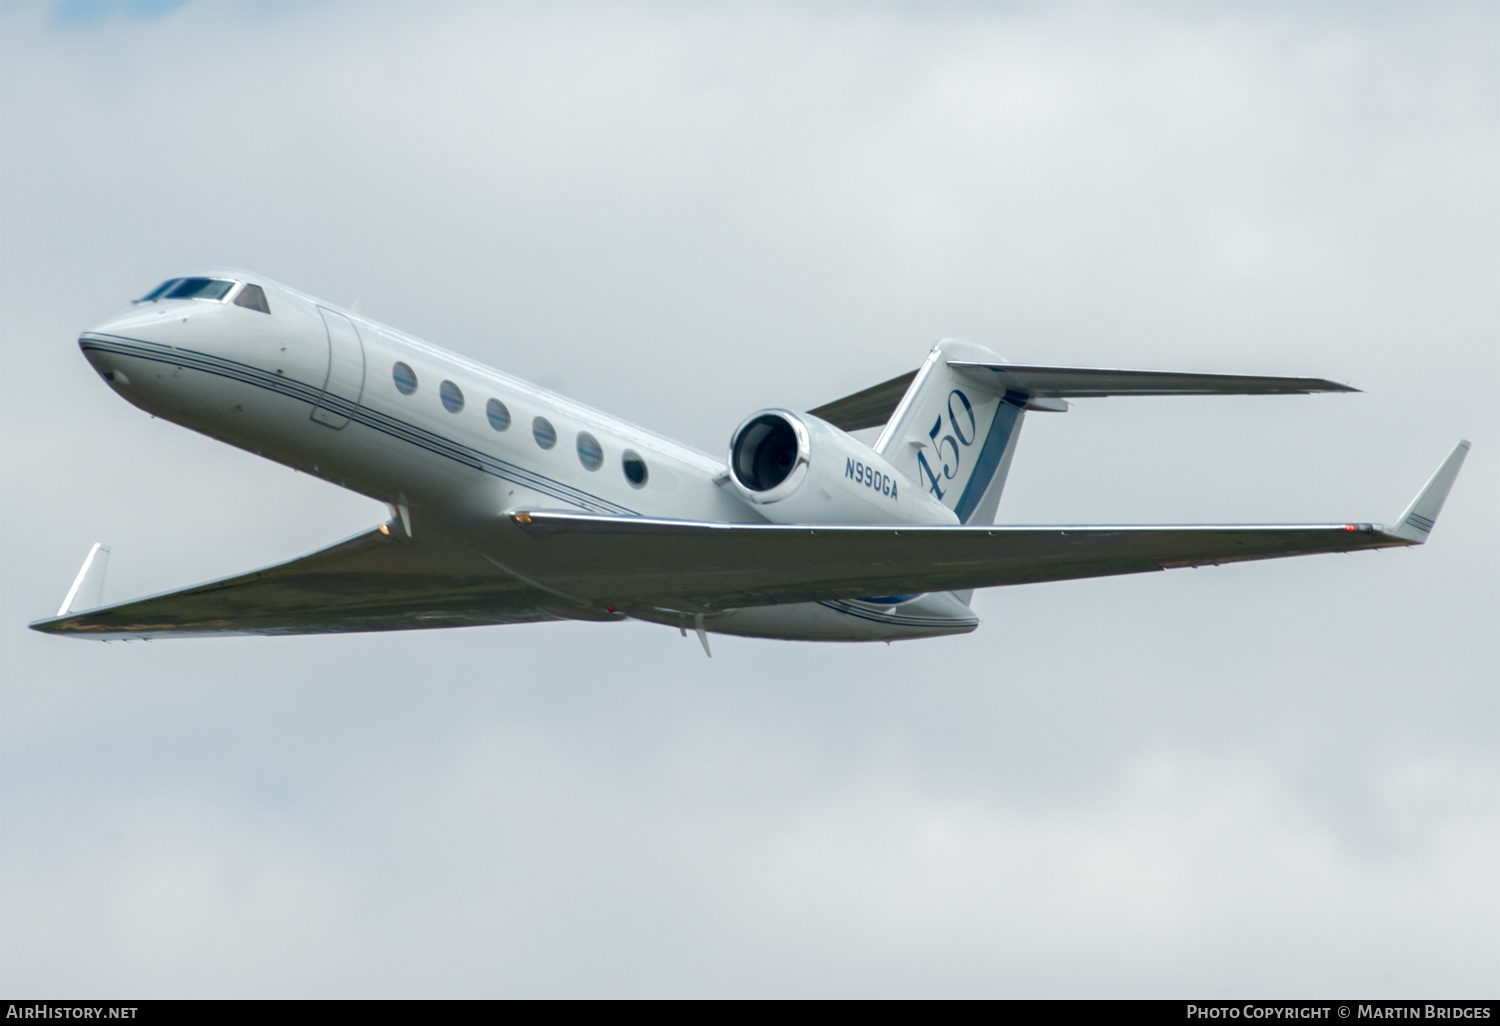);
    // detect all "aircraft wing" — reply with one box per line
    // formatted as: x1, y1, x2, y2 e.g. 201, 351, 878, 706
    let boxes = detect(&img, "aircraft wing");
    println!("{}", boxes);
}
29, 527, 563, 639
32, 519, 1413, 639
500, 515, 1405, 612
32, 442, 1467, 638
501, 440, 1465, 611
